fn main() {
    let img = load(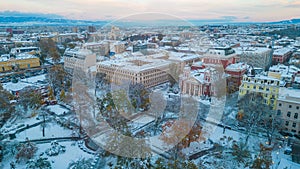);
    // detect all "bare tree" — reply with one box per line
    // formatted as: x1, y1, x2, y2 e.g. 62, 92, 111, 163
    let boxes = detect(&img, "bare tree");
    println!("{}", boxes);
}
16, 138, 37, 162
237, 92, 280, 145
